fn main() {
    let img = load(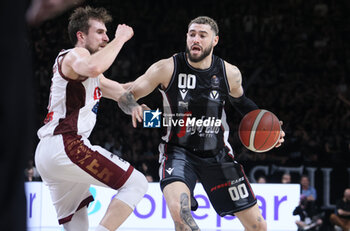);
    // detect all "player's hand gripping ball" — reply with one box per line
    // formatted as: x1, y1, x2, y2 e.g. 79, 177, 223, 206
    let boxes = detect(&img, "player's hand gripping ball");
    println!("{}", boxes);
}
238, 109, 281, 152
